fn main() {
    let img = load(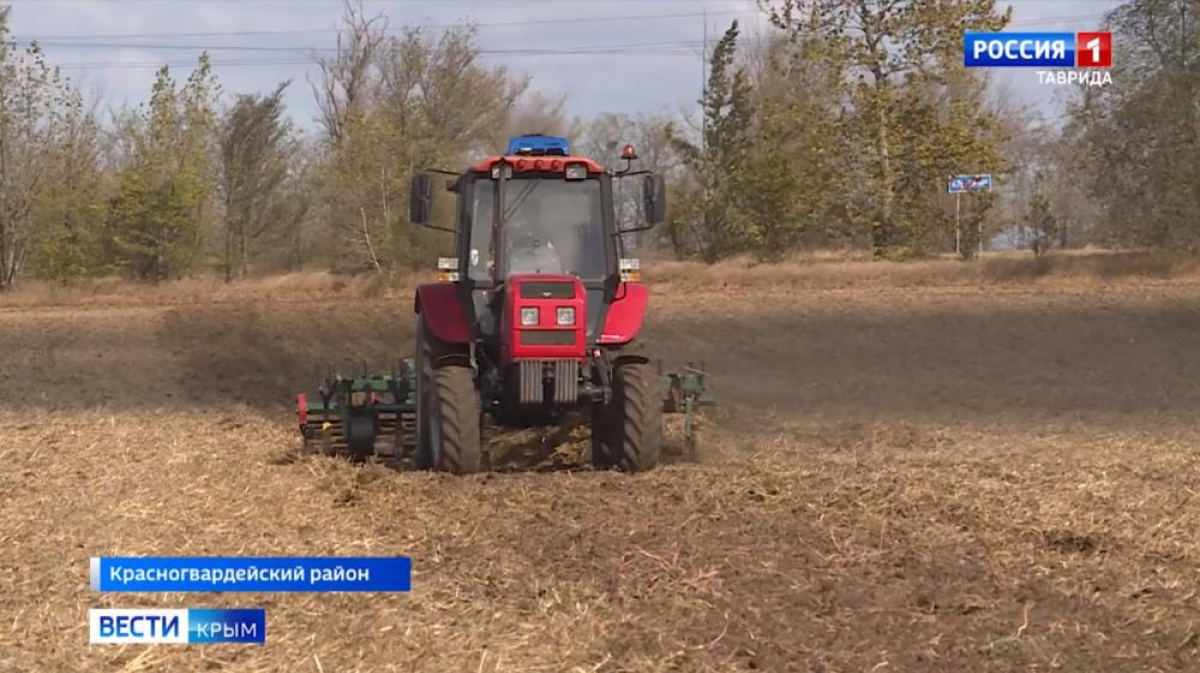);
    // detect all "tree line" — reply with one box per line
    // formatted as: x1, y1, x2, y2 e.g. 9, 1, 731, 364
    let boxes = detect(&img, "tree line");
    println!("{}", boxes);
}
0, 0, 1193, 290
1060, 0, 1200, 251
